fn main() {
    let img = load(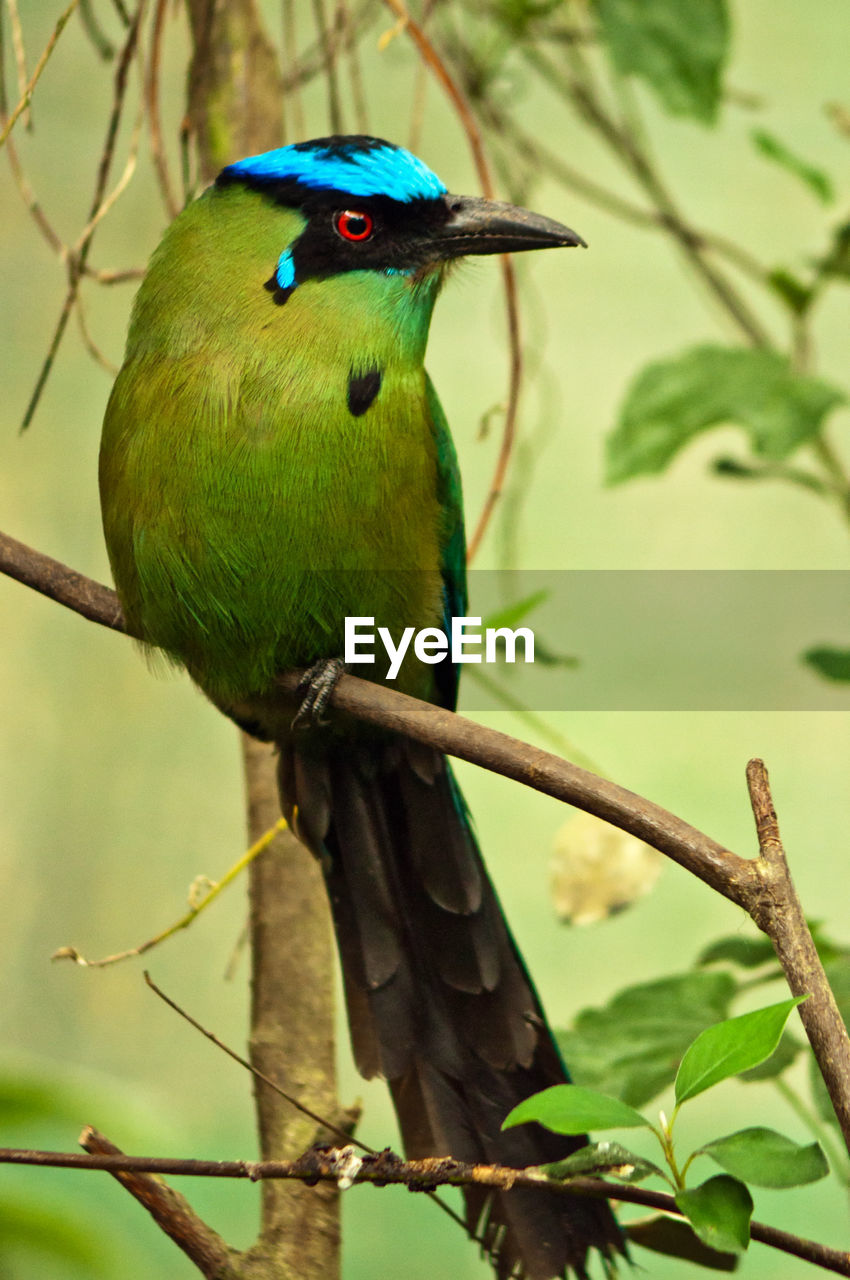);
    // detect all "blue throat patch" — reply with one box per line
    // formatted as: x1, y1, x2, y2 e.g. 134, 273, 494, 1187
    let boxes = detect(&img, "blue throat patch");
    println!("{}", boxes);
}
223, 135, 447, 203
